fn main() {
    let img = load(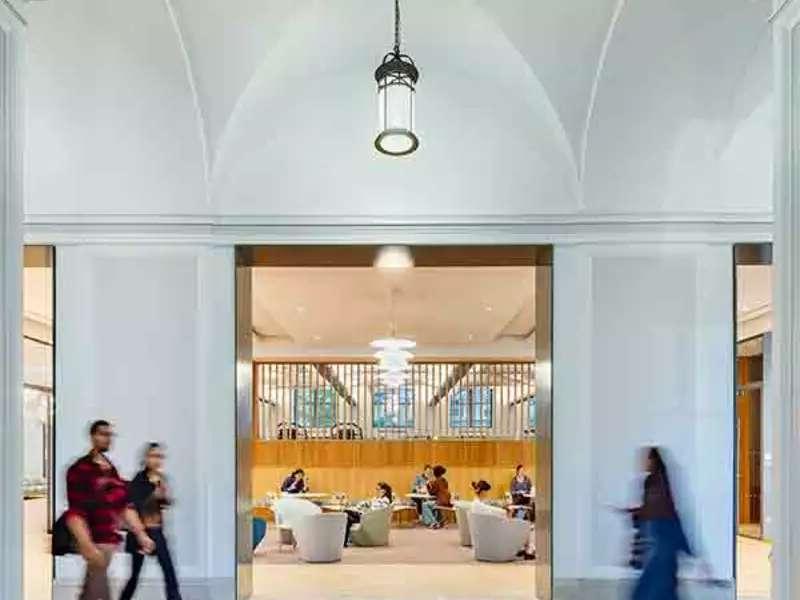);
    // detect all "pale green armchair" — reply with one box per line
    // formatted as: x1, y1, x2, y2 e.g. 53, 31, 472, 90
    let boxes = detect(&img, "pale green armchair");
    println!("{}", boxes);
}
350, 507, 391, 547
